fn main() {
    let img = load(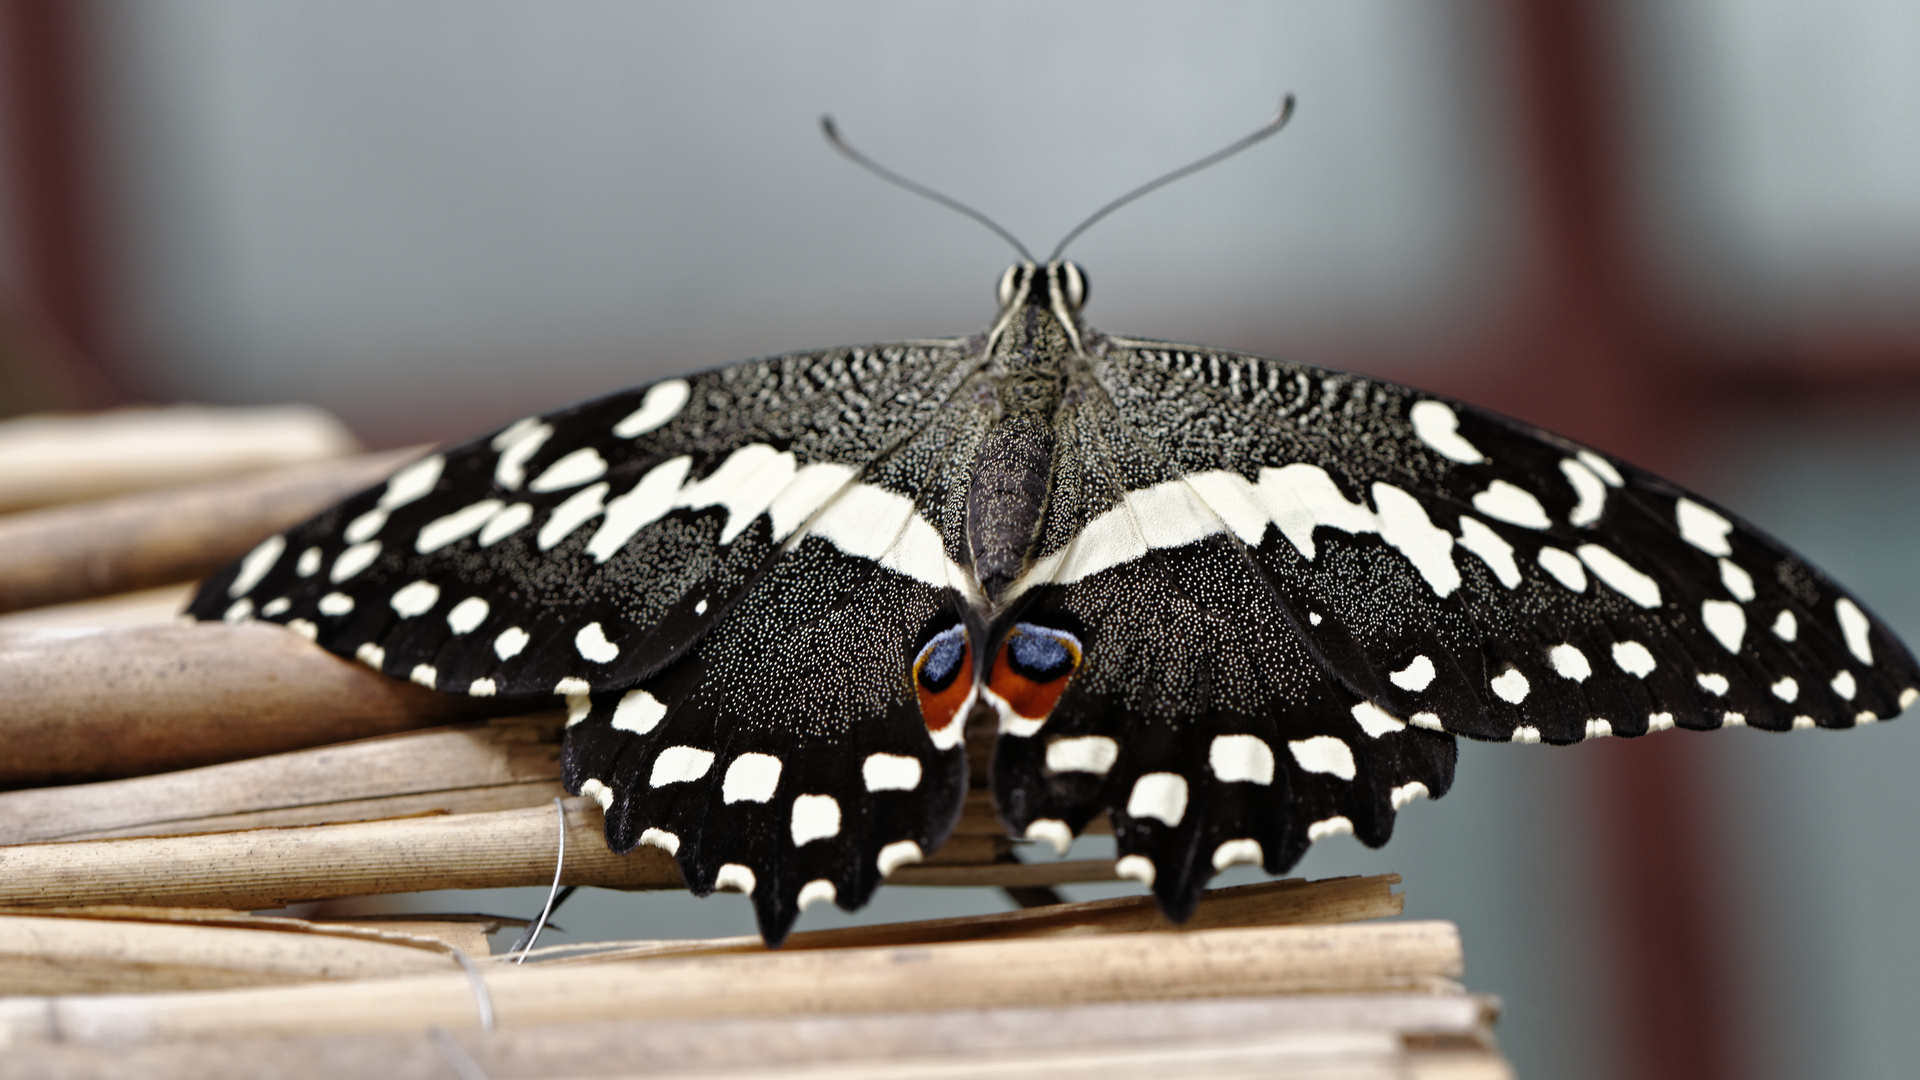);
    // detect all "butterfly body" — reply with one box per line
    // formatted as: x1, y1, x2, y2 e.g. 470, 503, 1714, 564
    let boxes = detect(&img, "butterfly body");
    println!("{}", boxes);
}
191, 259, 1919, 944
